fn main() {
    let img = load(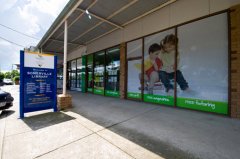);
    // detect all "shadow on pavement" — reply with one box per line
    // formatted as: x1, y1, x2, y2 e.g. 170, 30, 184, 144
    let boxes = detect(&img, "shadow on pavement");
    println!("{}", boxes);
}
69, 92, 198, 159
68, 91, 240, 159
0, 110, 15, 119
22, 112, 75, 131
